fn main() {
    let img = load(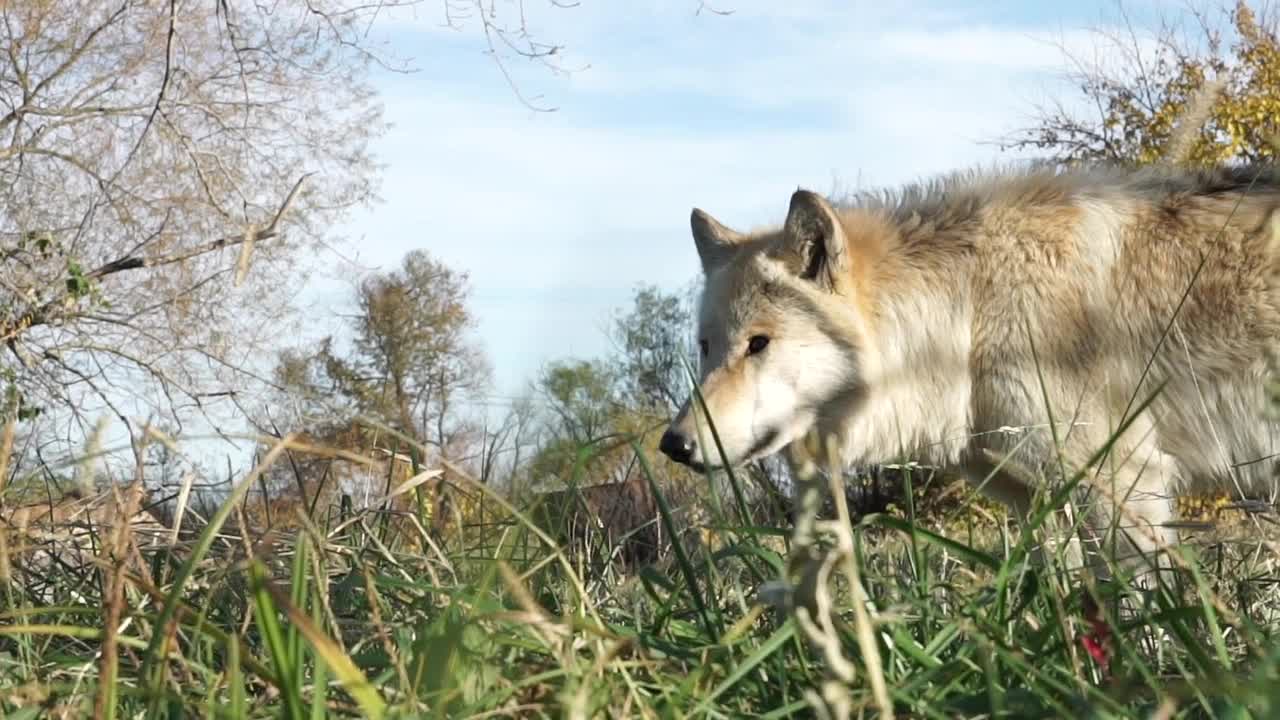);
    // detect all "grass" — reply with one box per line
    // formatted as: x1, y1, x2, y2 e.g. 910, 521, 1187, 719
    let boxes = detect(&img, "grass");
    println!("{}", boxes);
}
1, 418, 1278, 720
